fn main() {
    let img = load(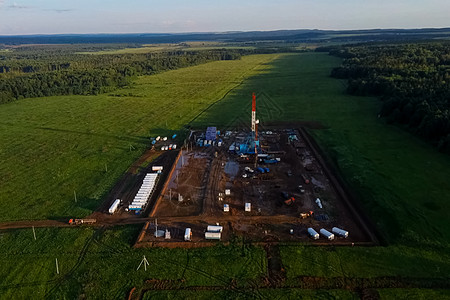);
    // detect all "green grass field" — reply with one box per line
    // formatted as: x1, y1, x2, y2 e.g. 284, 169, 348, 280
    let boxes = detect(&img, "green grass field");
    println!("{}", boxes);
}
1, 52, 450, 298
0, 54, 279, 221
0, 226, 267, 299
